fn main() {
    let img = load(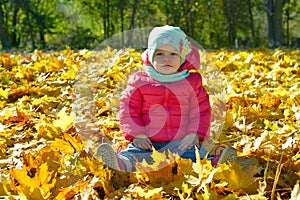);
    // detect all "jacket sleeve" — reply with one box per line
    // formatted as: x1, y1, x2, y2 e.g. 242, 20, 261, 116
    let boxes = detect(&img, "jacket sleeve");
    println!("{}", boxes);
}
187, 73, 211, 141
119, 74, 146, 141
